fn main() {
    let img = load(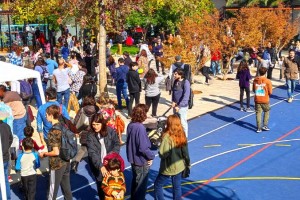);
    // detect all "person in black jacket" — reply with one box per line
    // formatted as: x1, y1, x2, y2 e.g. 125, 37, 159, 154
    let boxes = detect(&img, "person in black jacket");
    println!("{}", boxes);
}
126, 62, 141, 118
77, 74, 97, 104
0, 110, 13, 200
86, 113, 120, 199
265, 42, 278, 80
